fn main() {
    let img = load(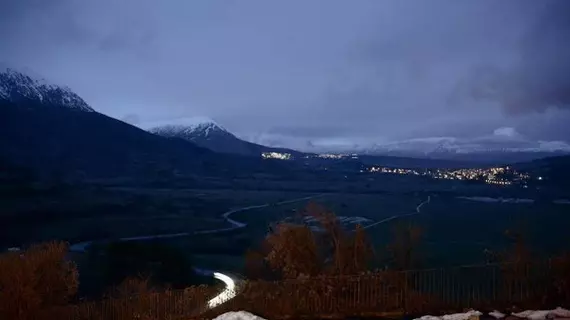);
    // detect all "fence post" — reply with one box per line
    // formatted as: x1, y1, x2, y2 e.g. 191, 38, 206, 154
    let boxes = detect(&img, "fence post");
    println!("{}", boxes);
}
403, 270, 409, 313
